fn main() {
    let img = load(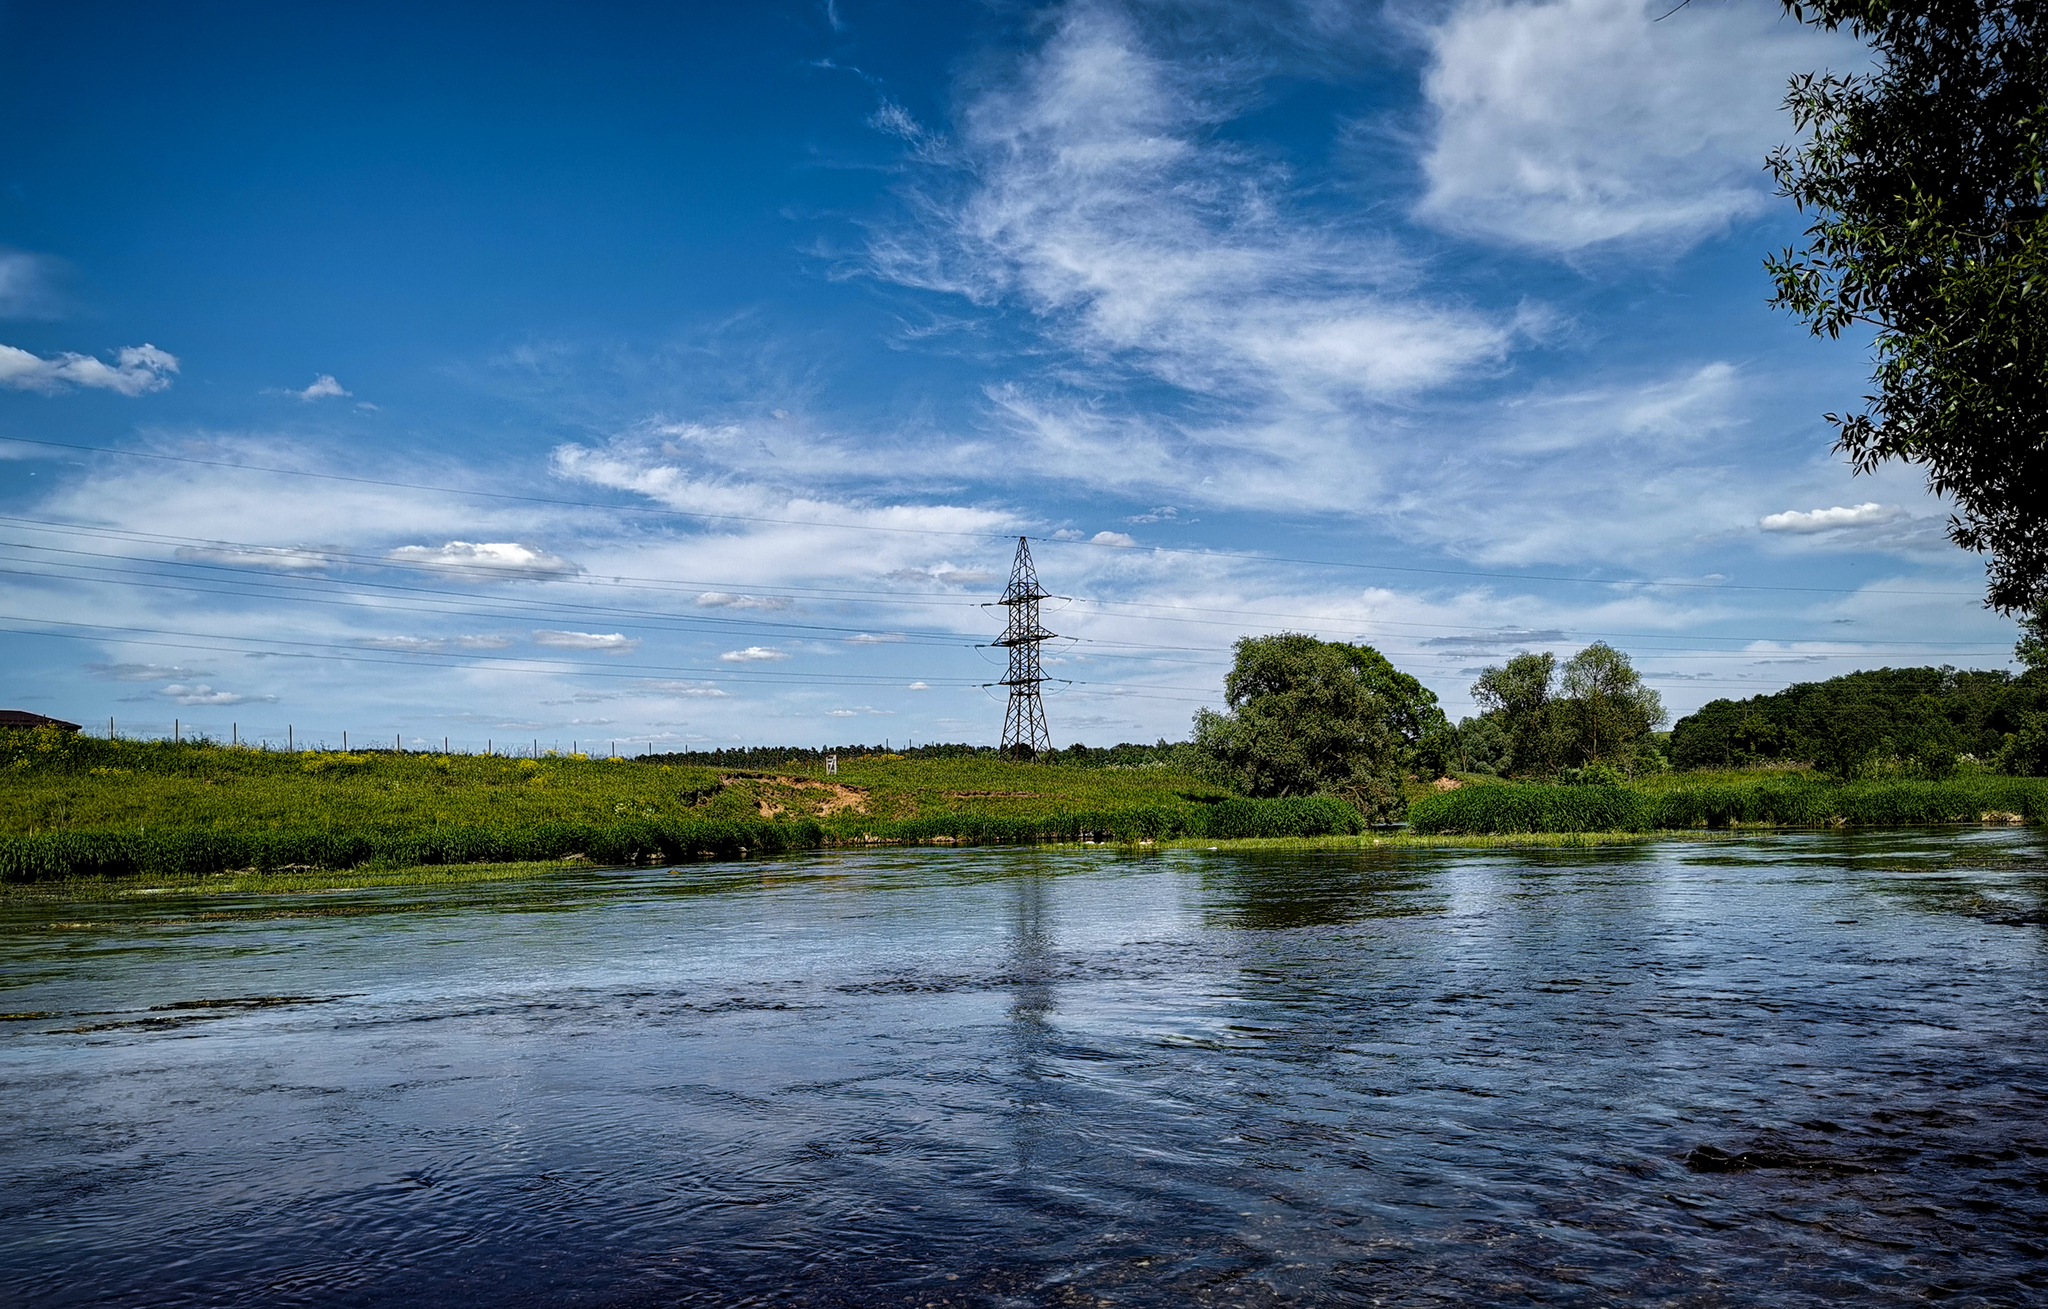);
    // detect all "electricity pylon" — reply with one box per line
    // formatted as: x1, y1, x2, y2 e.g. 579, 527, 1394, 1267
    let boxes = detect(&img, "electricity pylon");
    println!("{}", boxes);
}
995, 535, 1053, 758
